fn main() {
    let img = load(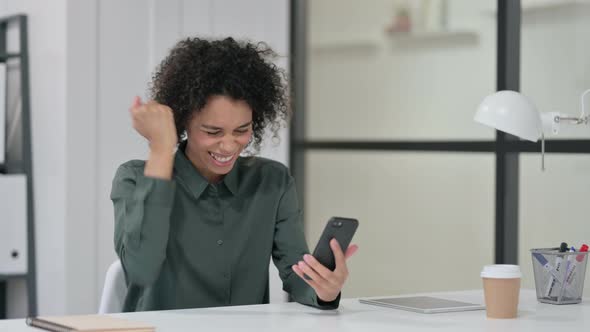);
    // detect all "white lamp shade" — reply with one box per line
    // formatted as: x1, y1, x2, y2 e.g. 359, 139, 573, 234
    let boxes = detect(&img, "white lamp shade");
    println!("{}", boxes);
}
474, 90, 542, 142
